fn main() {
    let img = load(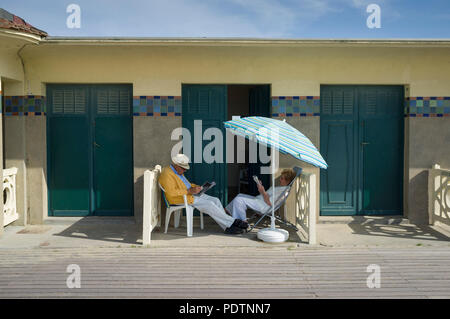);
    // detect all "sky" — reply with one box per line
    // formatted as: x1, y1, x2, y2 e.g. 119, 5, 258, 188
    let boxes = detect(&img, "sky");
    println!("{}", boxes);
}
1, 0, 449, 38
